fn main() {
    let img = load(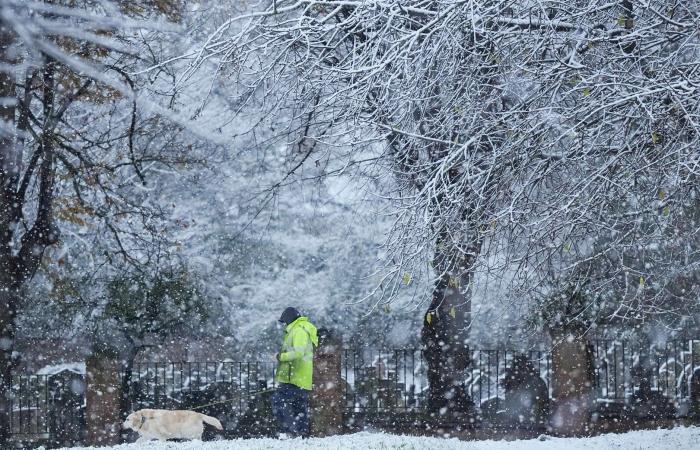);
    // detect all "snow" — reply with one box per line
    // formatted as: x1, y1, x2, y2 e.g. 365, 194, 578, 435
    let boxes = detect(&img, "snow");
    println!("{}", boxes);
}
36, 362, 86, 375
54, 428, 699, 450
